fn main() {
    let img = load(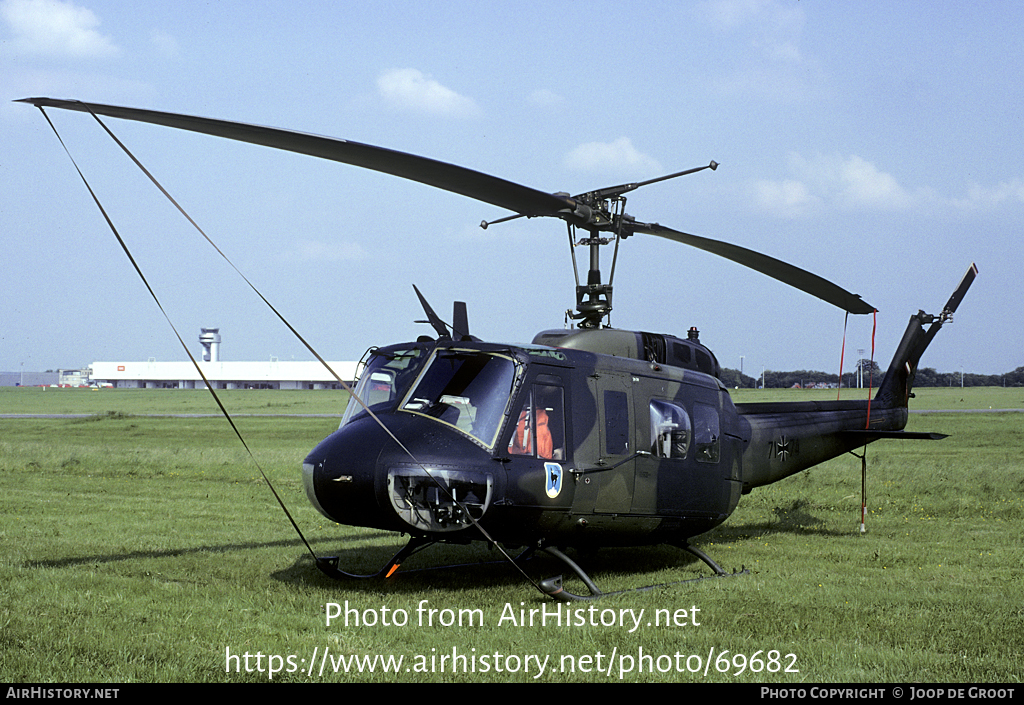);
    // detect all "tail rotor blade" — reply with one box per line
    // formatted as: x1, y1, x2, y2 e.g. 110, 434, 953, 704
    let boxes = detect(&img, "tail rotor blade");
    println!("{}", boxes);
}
942, 263, 978, 317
